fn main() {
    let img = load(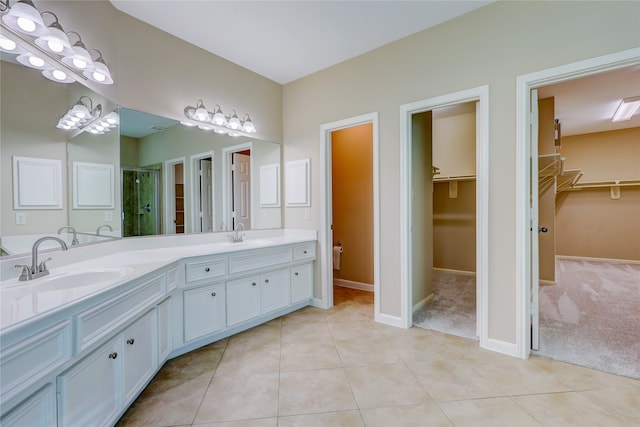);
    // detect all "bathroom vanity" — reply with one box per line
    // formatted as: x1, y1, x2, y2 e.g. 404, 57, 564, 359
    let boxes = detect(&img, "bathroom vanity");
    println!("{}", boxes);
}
0, 230, 316, 427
